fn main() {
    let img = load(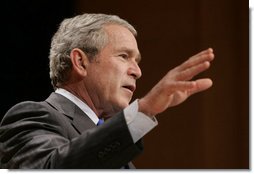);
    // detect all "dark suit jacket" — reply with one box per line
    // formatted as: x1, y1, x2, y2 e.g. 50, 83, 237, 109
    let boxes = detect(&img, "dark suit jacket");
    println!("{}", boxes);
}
0, 92, 143, 169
